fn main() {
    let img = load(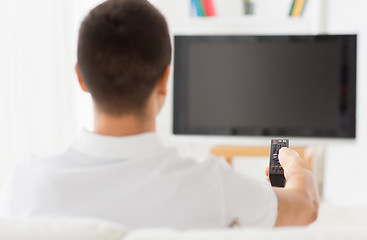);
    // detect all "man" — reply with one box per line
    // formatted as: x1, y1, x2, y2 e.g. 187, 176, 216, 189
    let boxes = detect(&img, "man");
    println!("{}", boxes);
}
0, 0, 319, 229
